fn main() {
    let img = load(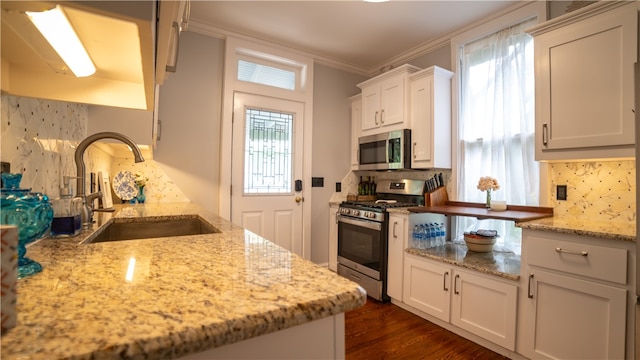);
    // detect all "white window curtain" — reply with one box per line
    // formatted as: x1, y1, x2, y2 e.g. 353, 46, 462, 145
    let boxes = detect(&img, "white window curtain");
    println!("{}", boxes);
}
456, 18, 538, 254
